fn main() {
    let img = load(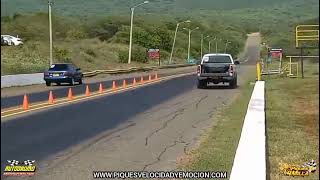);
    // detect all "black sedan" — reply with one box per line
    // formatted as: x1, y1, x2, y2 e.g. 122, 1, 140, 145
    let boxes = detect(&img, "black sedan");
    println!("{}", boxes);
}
44, 63, 83, 86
